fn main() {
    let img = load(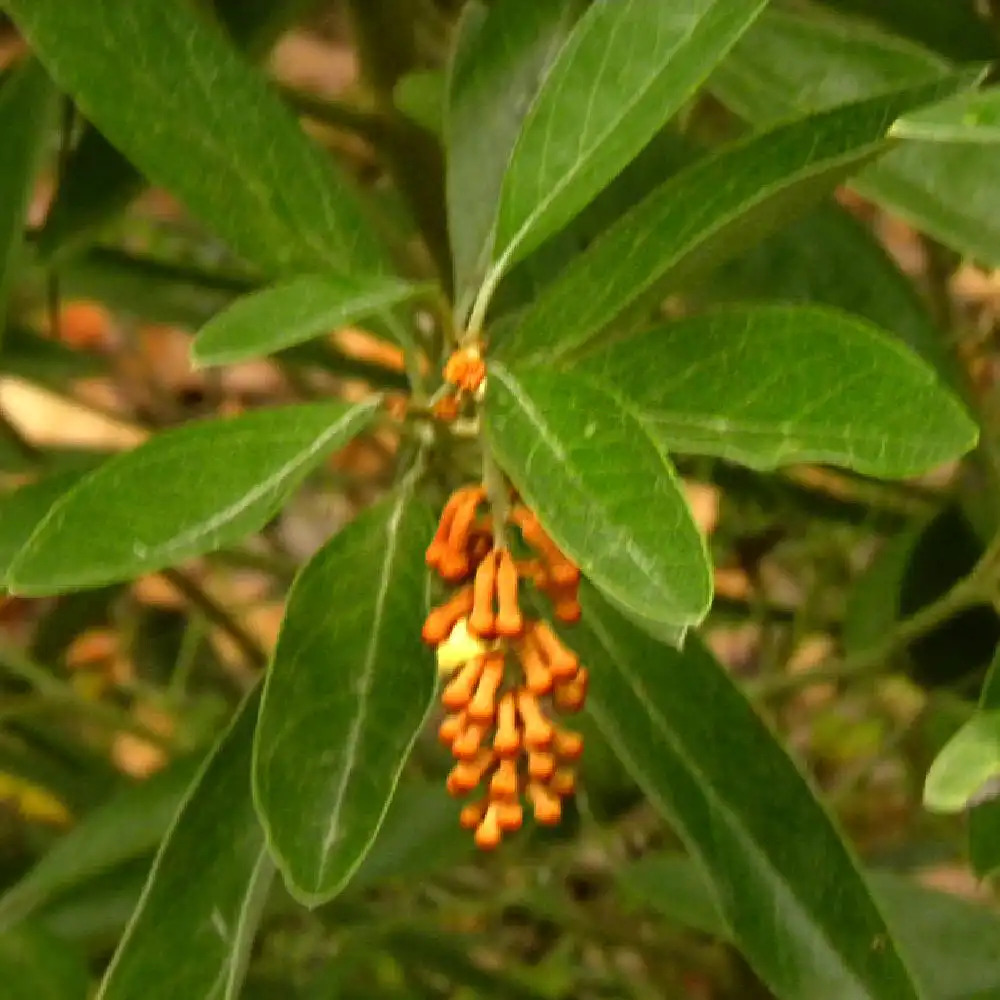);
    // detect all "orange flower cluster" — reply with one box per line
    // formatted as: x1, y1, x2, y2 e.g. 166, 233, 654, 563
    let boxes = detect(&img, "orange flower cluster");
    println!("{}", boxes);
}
423, 485, 587, 849
432, 346, 487, 422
